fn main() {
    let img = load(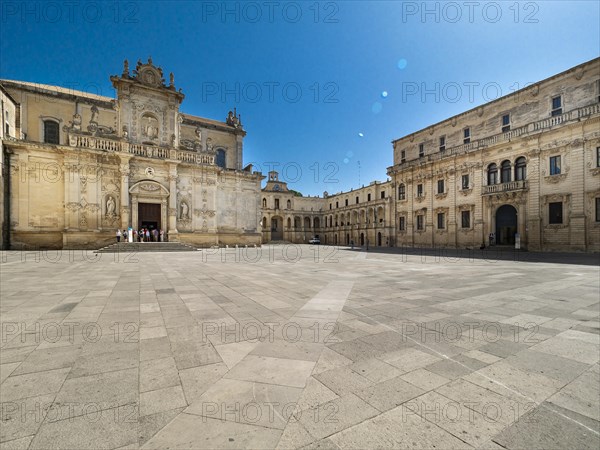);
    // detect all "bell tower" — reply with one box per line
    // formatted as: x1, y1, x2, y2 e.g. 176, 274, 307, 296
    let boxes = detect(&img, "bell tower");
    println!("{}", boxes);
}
110, 57, 185, 147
